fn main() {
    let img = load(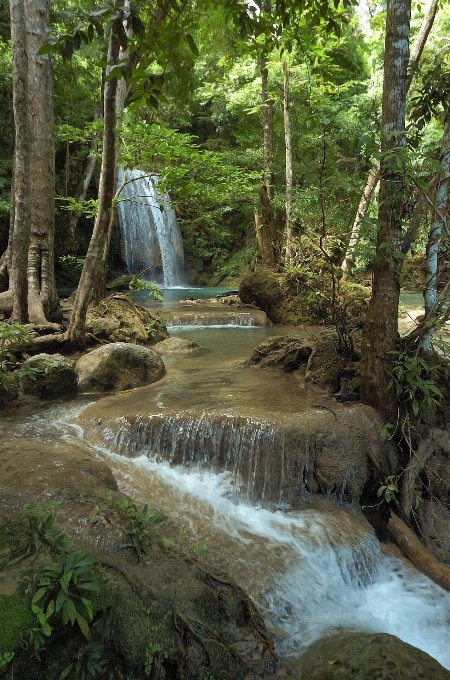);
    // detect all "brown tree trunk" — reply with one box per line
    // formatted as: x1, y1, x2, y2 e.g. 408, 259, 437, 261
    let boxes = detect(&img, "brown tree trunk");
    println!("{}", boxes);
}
67, 31, 120, 346
360, 0, 411, 421
26, 0, 59, 325
283, 60, 293, 268
6, 0, 31, 322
